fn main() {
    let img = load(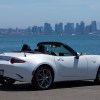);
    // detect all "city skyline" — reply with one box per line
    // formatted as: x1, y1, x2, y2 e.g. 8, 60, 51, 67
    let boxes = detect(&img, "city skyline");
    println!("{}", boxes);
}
0, 20, 99, 29
0, 0, 100, 28
0, 21, 99, 35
